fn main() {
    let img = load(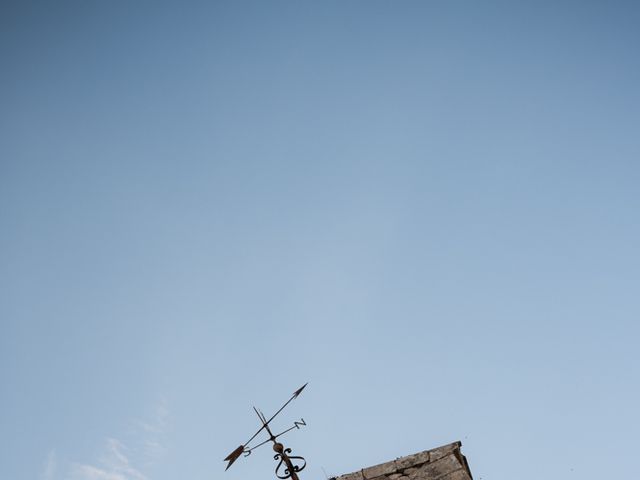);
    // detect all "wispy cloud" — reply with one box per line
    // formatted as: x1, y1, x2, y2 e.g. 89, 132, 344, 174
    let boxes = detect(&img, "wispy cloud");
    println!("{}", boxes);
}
135, 399, 169, 465
40, 449, 57, 480
70, 464, 128, 480
69, 400, 168, 480
71, 438, 147, 480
